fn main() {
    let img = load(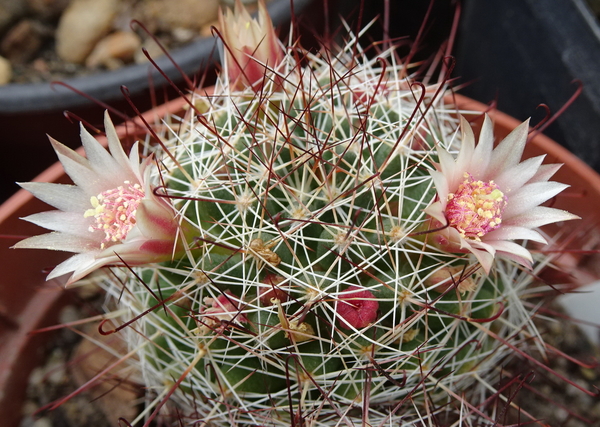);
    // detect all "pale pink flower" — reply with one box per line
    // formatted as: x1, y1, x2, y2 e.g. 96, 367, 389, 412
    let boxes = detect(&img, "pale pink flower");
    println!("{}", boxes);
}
14, 112, 182, 285
336, 286, 379, 330
425, 115, 579, 272
202, 291, 248, 326
218, 0, 284, 91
